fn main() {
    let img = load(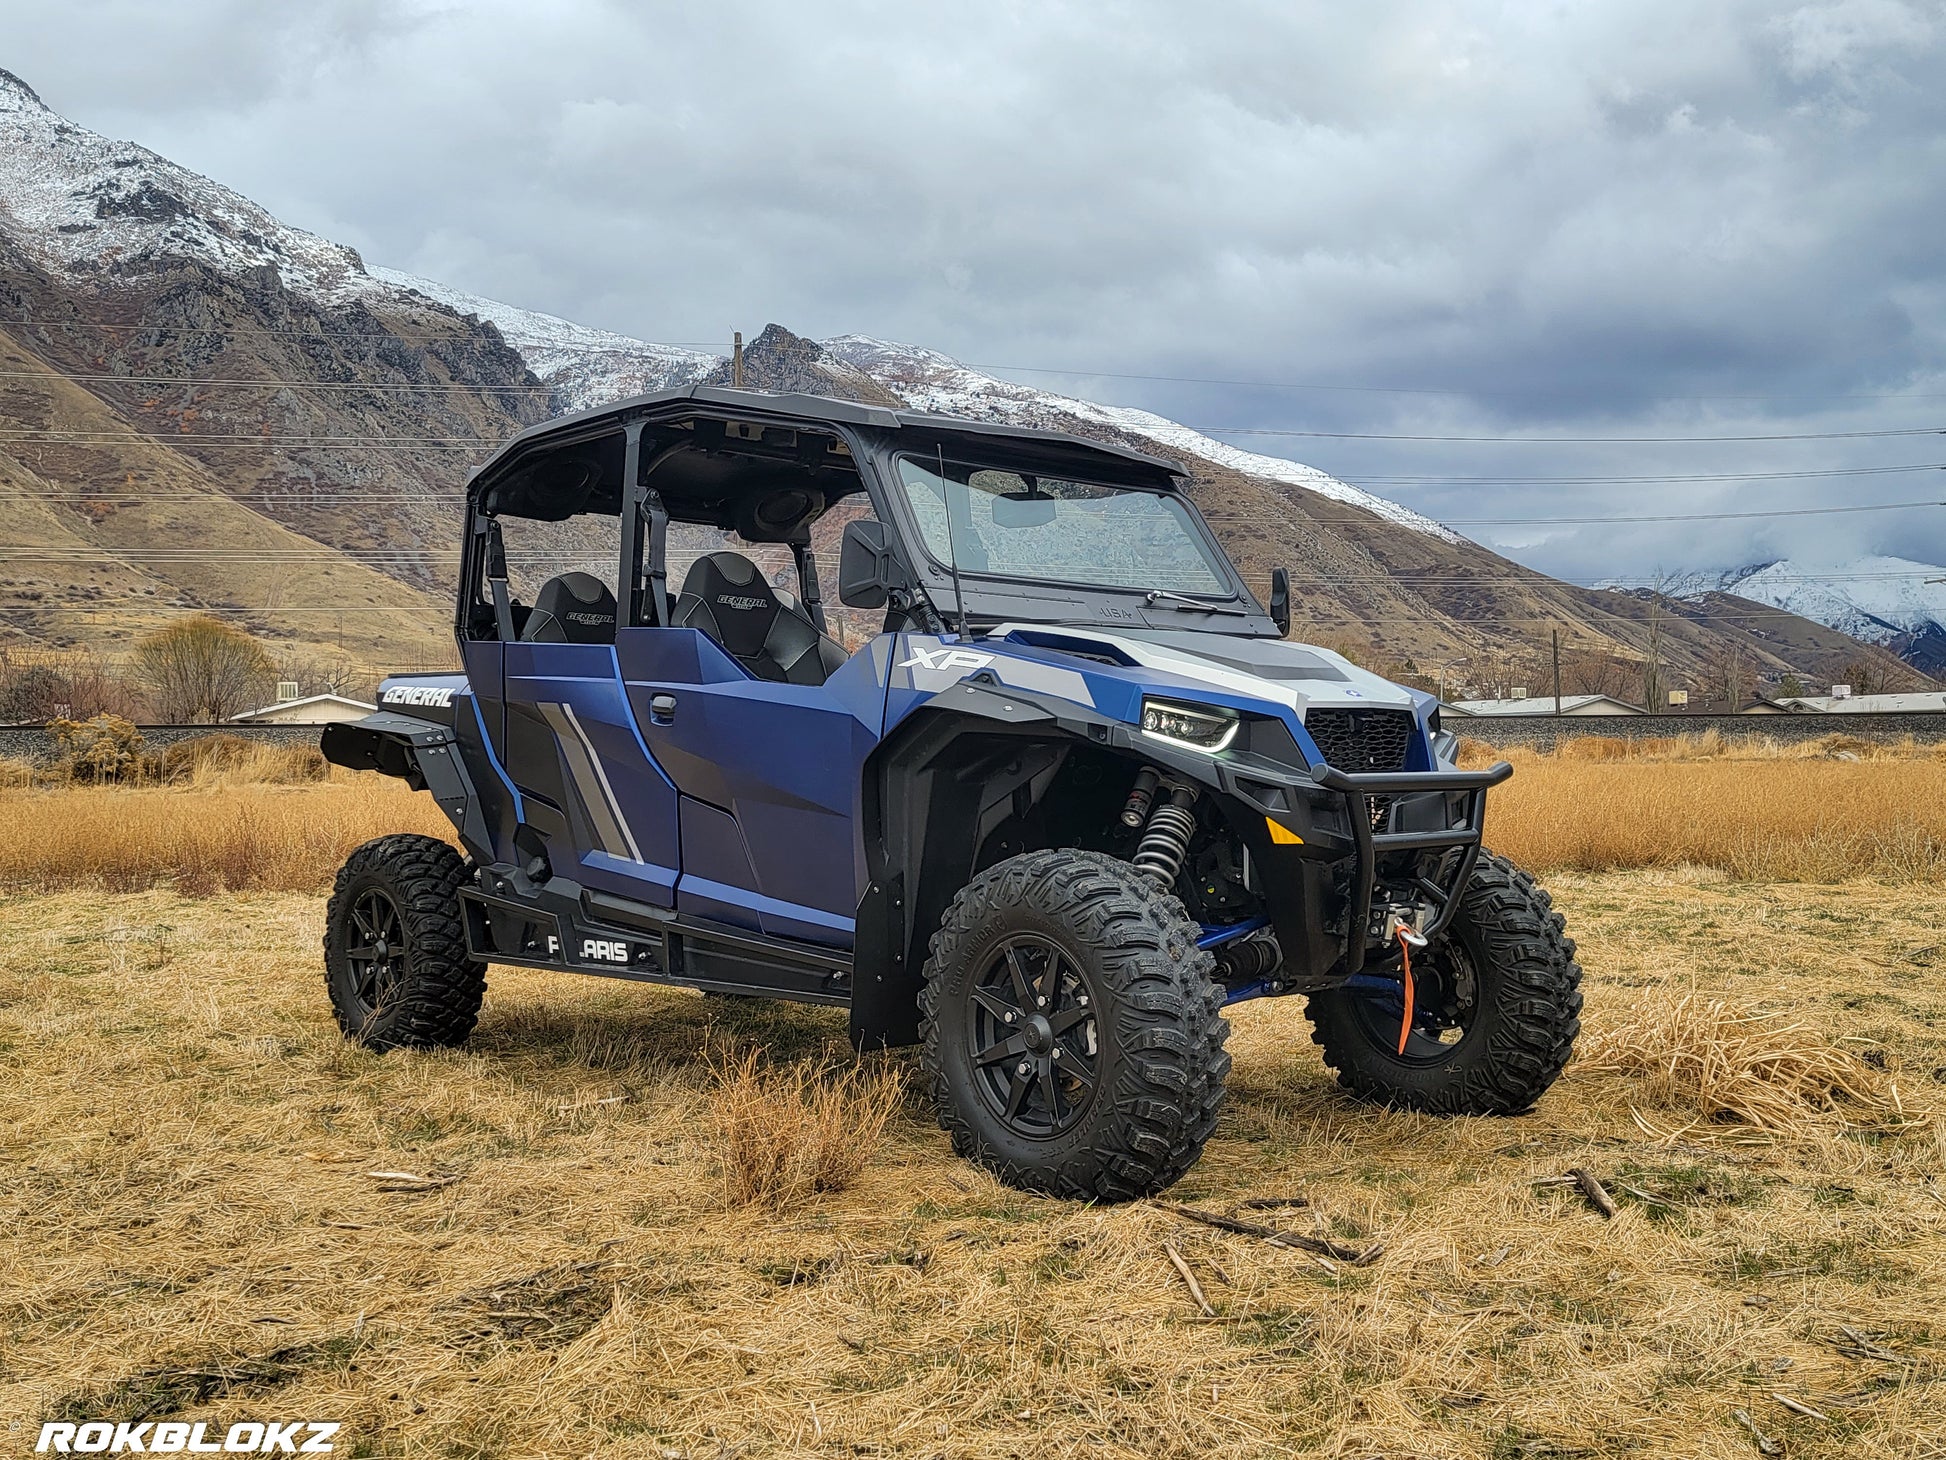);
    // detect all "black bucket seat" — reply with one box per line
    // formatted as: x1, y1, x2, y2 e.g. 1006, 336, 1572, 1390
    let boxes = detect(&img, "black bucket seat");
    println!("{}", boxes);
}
523, 572, 617, 644
671, 551, 846, 685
